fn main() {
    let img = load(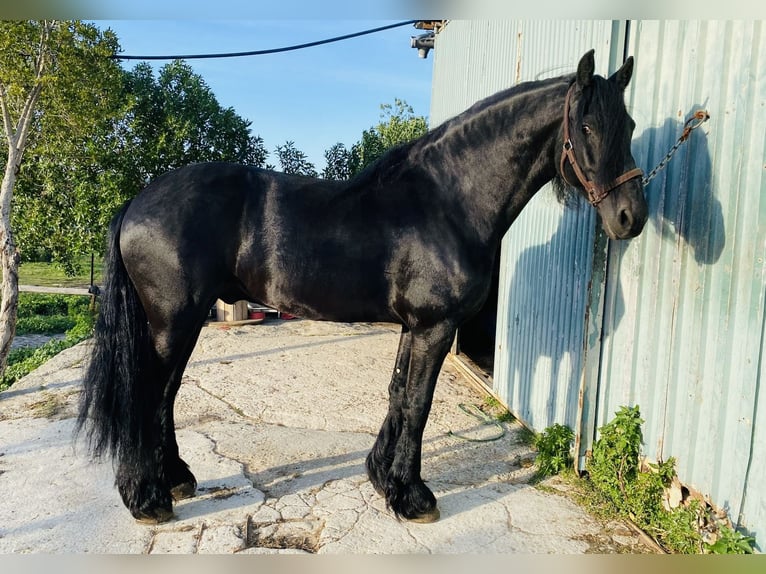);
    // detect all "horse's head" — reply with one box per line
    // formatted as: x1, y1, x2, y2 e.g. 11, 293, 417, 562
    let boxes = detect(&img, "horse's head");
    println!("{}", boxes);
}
559, 50, 648, 240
